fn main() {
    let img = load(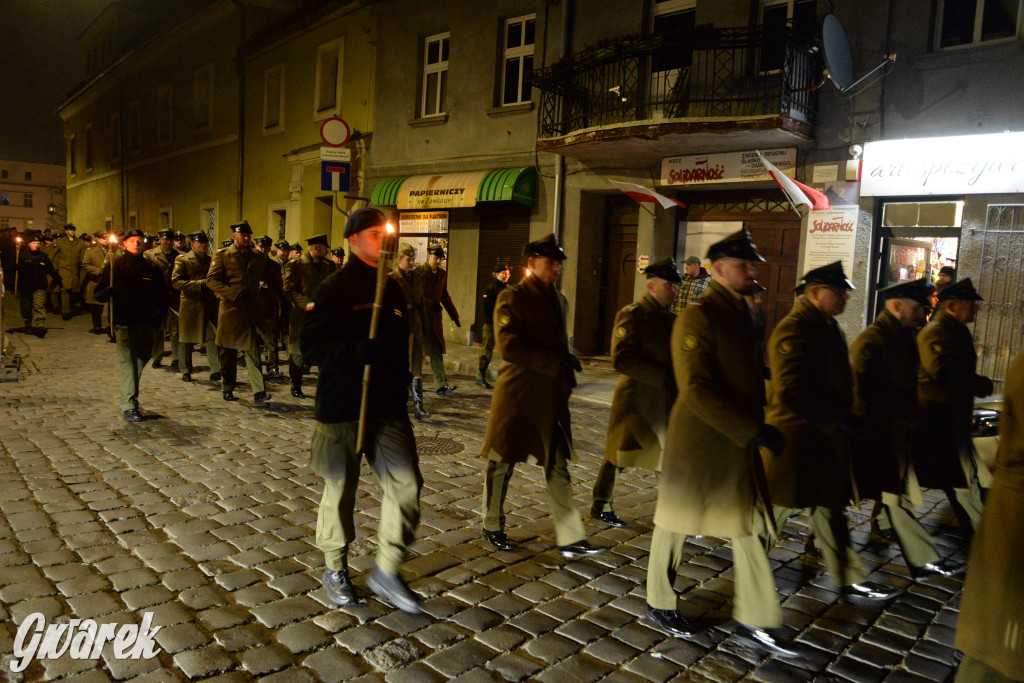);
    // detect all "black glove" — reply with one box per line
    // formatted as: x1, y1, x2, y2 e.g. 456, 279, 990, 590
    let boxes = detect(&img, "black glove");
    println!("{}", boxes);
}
562, 353, 582, 373
976, 376, 995, 398
356, 339, 379, 367
838, 417, 873, 443
235, 291, 248, 305
55, 277, 64, 289
453, 319, 461, 328
753, 423, 785, 455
